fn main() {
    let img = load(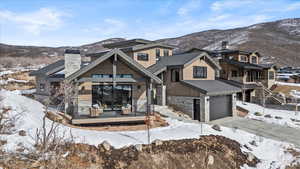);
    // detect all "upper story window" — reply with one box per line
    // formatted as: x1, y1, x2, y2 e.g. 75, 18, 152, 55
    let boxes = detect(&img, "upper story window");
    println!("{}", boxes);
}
40, 83, 45, 91
137, 53, 149, 61
163, 49, 169, 57
231, 70, 238, 77
193, 66, 207, 78
251, 56, 258, 64
269, 71, 275, 80
240, 55, 248, 62
156, 49, 161, 60
171, 69, 180, 82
